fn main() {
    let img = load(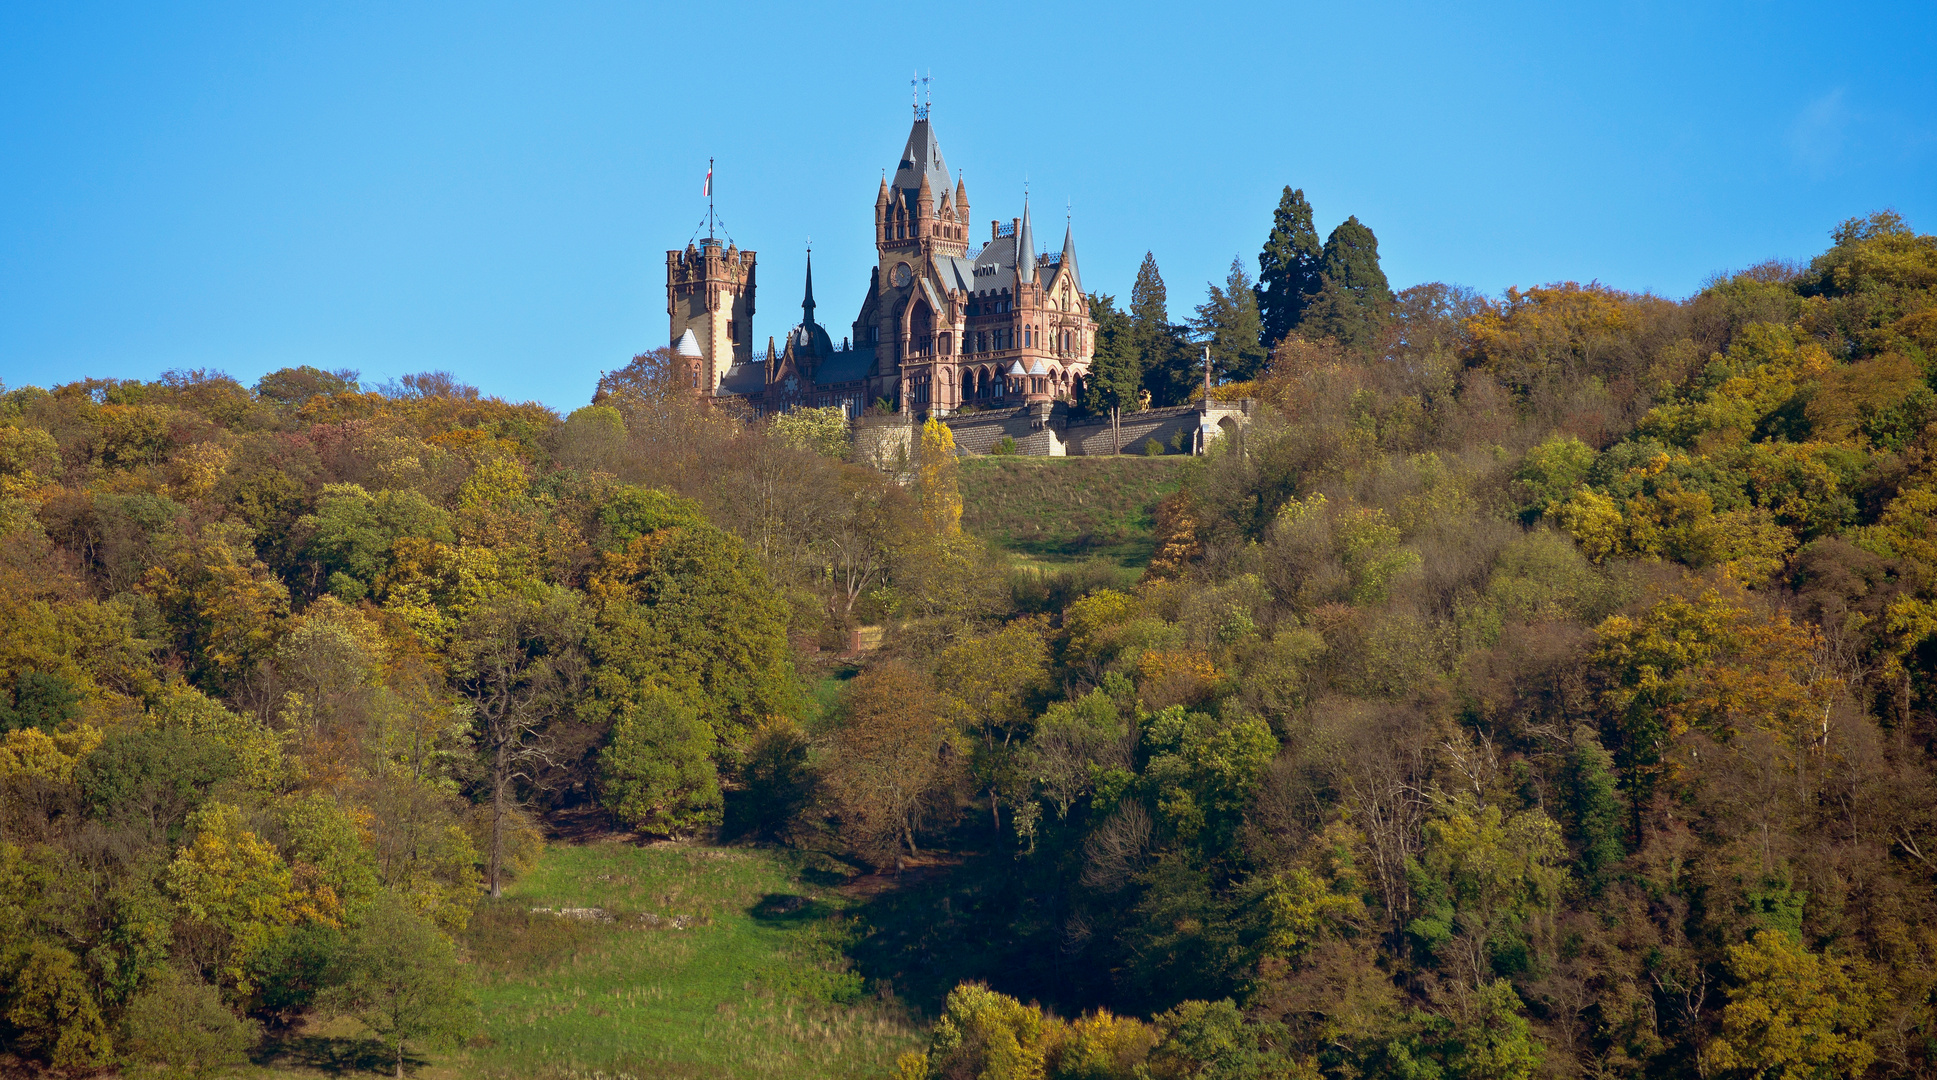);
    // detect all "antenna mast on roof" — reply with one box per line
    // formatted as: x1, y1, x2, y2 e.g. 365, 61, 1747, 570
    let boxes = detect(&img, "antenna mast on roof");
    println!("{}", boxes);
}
688, 158, 735, 246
